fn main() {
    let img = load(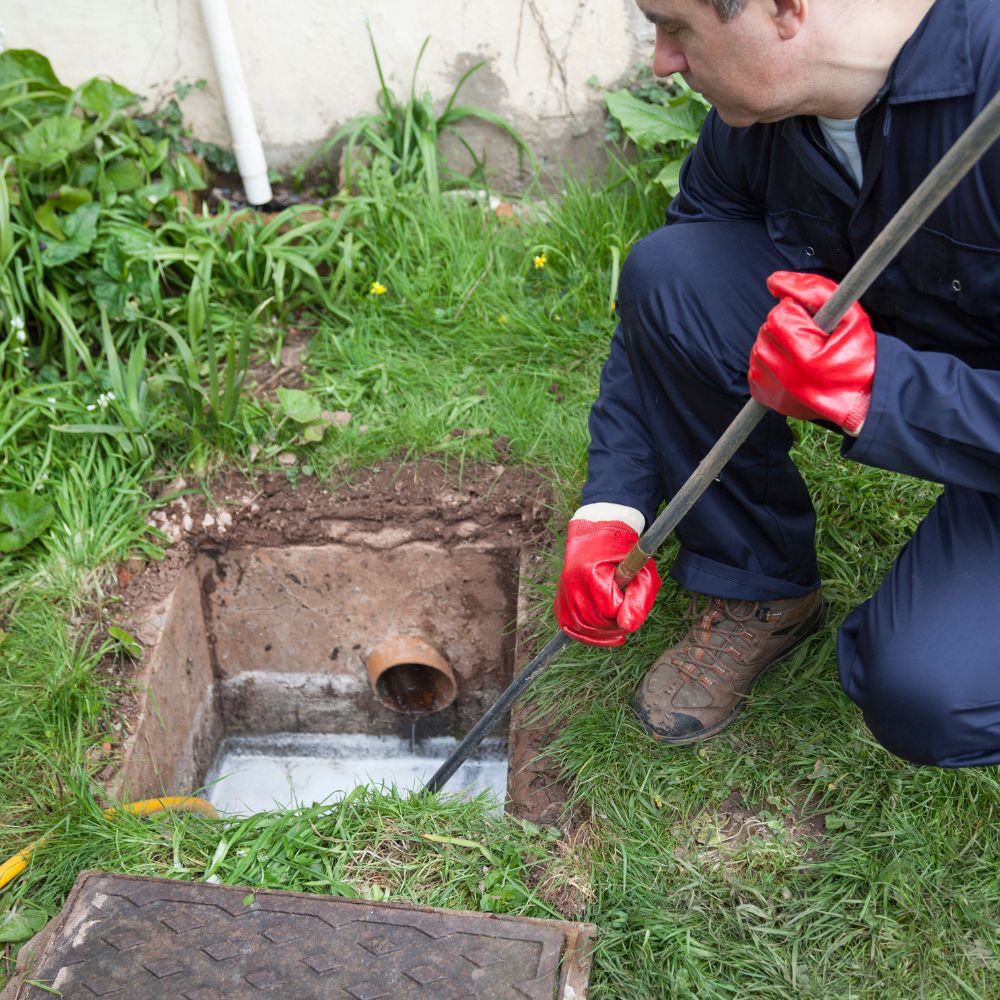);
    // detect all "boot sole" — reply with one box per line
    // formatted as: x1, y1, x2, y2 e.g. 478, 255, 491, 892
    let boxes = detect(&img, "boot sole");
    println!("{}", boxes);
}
632, 598, 828, 746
